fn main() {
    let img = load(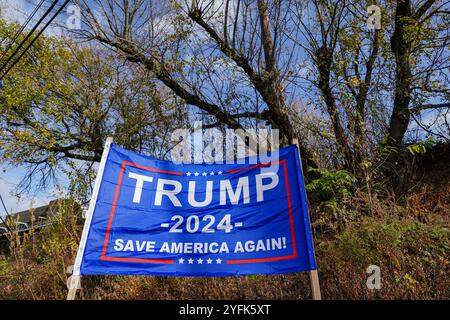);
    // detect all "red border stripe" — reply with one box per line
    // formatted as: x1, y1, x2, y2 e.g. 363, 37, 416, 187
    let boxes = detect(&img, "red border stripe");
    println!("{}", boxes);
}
101, 256, 174, 264
226, 161, 281, 174
123, 161, 183, 176
100, 159, 297, 265
226, 159, 298, 264
100, 160, 182, 264
101, 161, 126, 259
